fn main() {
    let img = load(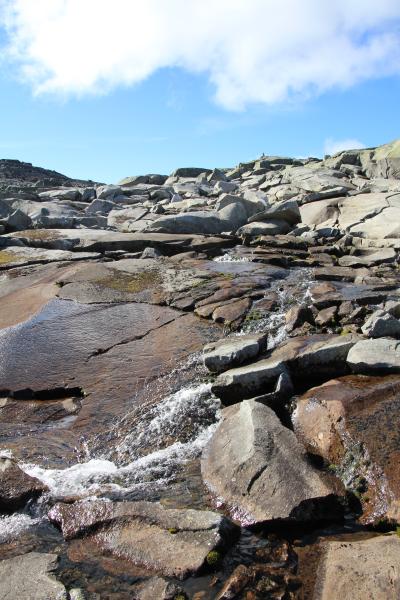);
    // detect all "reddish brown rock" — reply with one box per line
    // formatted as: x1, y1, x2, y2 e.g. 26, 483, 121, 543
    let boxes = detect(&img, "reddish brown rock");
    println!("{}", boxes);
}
0, 457, 47, 512
293, 375, 400, 524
